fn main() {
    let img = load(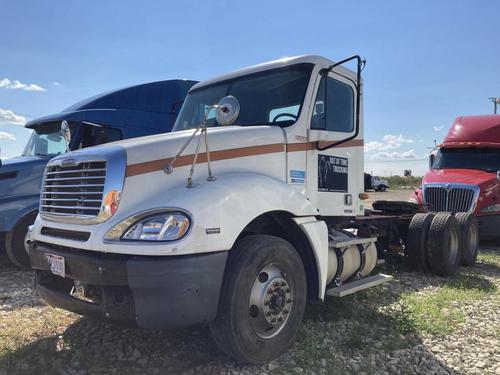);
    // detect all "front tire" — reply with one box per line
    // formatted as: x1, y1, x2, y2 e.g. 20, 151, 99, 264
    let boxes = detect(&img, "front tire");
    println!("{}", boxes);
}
455, 212, 479, 267
210, 235, 307, 364
5, 212, 37, 270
